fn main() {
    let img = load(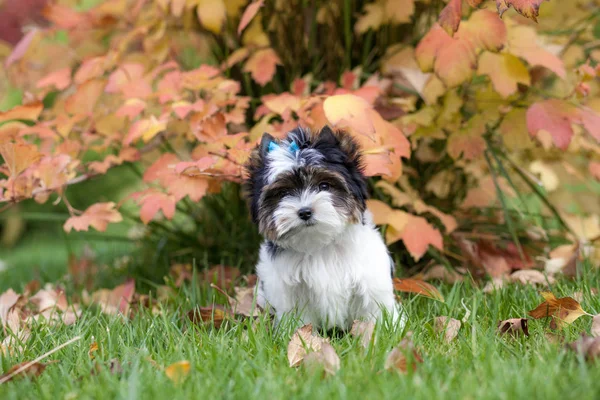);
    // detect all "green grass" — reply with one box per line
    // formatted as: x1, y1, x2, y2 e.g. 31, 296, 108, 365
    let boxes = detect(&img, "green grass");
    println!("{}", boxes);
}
2, 264, 600, 399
